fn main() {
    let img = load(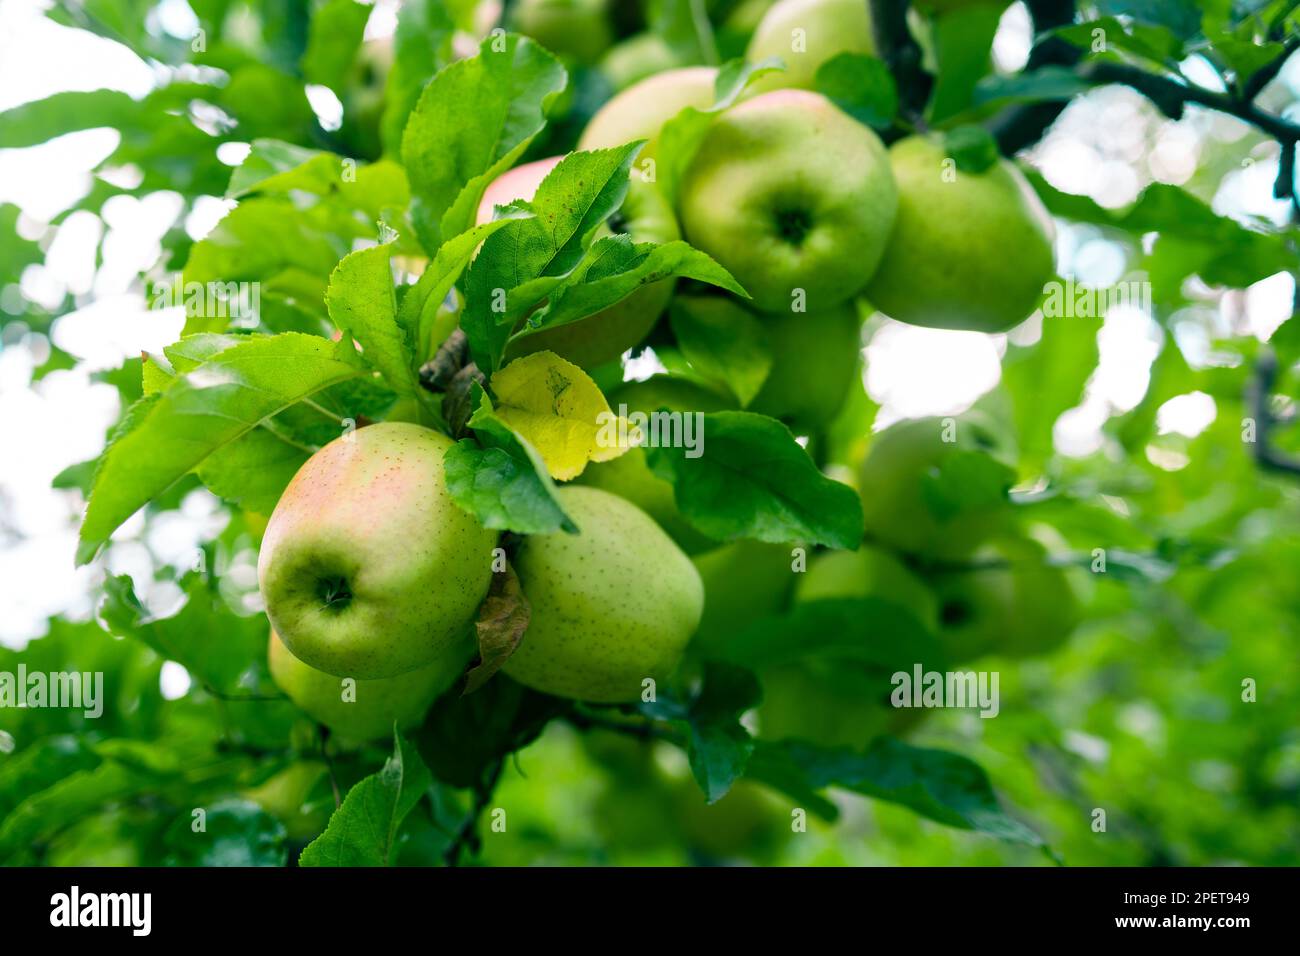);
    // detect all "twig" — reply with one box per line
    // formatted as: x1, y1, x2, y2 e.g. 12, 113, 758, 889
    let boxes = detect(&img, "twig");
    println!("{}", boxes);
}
1248, 347, 1300, 476
444, 757, 506, 867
